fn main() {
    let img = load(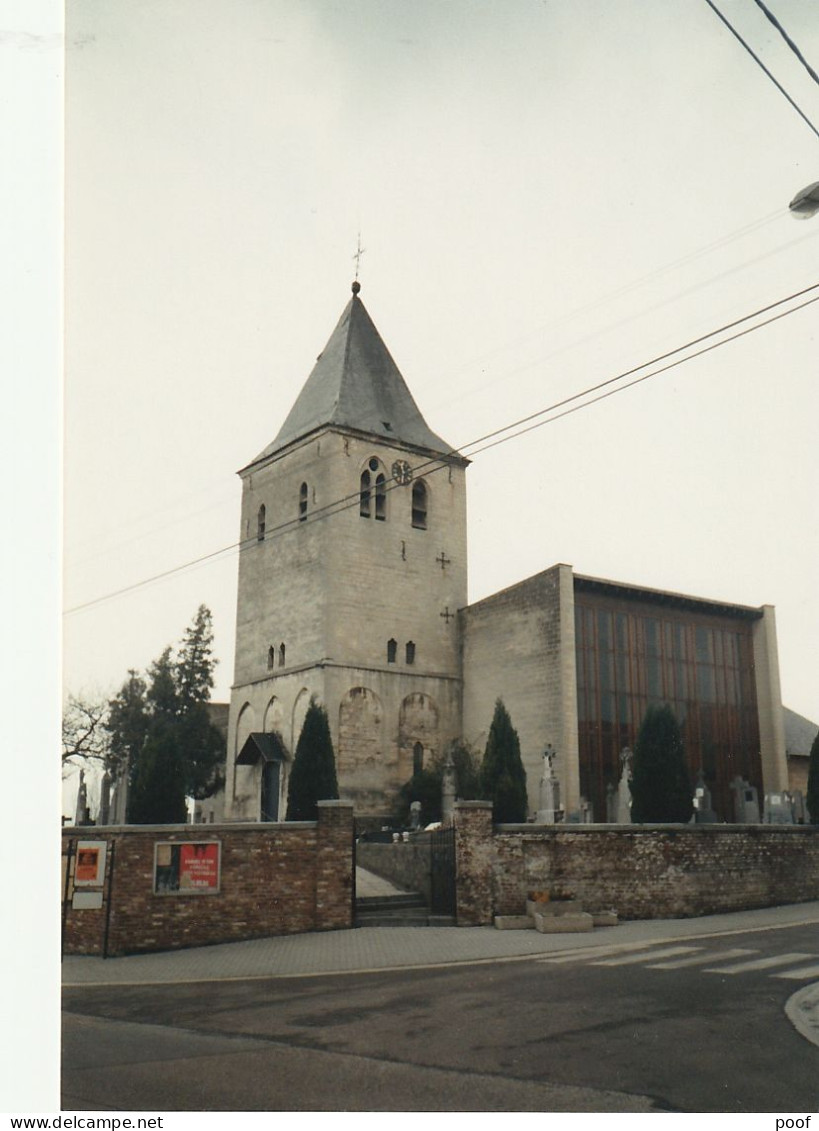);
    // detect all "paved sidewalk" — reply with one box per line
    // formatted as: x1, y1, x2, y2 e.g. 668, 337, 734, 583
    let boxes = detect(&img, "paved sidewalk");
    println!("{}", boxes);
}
63, 897, 819, 985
